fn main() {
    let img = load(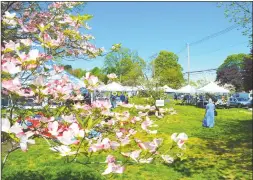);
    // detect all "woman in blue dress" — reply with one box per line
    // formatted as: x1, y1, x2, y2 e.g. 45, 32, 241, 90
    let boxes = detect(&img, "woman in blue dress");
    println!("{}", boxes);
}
202, 98, 215, 128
